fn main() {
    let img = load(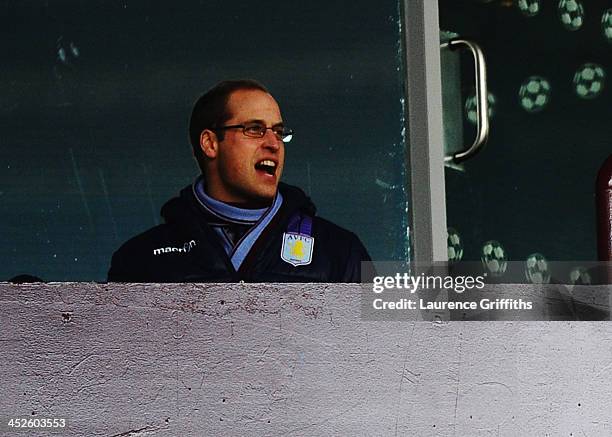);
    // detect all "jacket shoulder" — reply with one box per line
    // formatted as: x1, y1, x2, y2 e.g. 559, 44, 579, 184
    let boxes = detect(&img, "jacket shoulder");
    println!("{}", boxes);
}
107, 224, 181, 282
114, 224, 174, 255
311, 216, 371, 282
